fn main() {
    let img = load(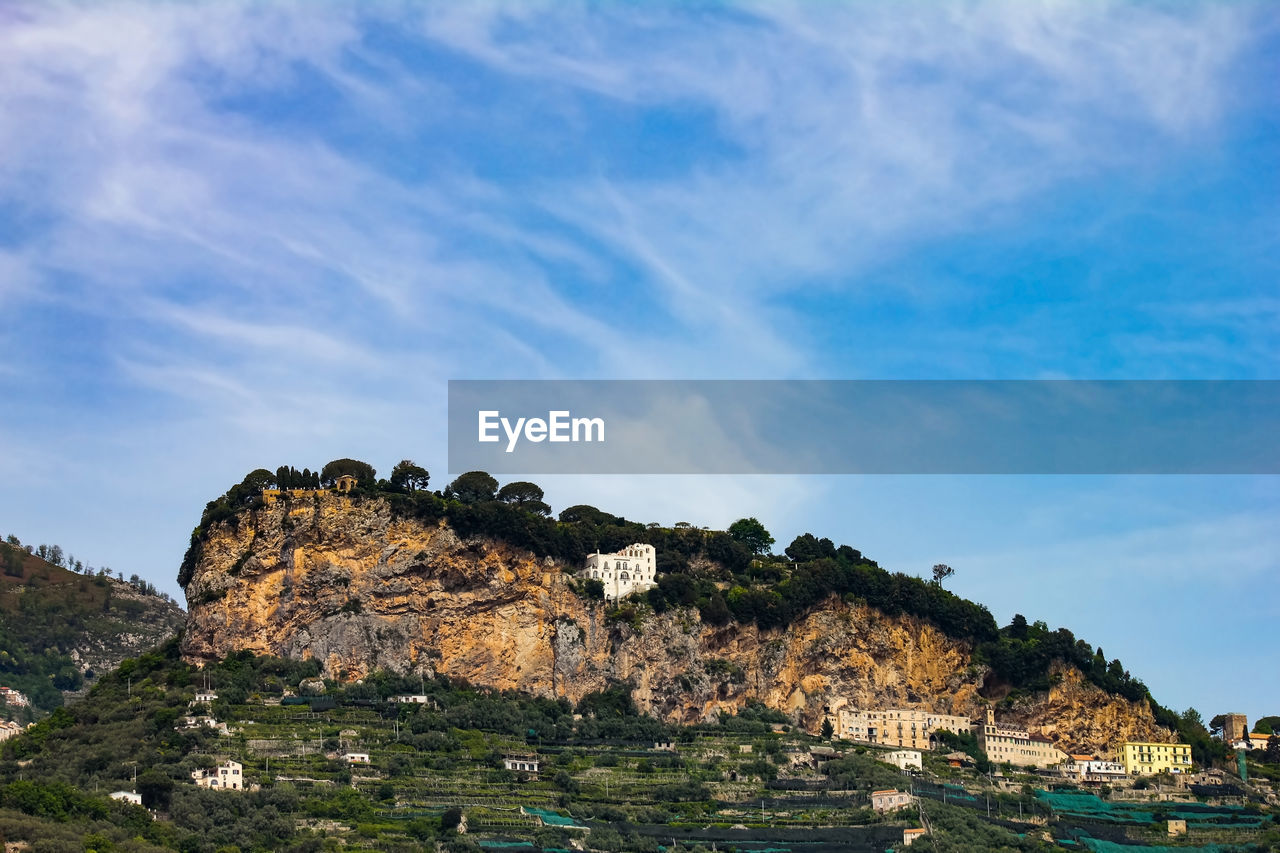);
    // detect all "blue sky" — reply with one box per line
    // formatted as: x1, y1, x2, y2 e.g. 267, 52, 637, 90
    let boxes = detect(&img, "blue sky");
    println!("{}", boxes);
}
0, 2, 1277, 724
